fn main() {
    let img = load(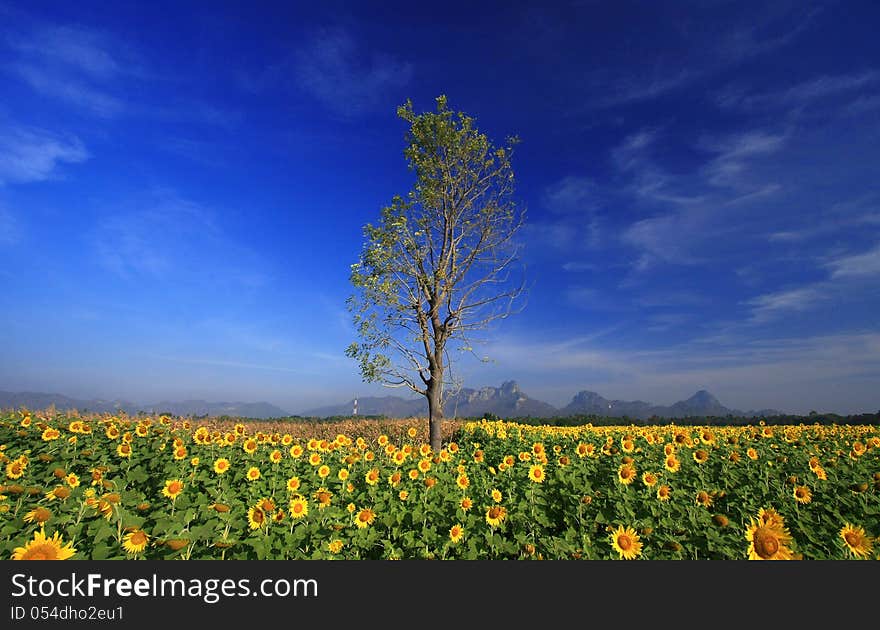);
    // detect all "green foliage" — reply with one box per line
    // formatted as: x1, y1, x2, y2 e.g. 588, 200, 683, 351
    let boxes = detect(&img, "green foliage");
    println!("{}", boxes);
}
347, 95, 524, 403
